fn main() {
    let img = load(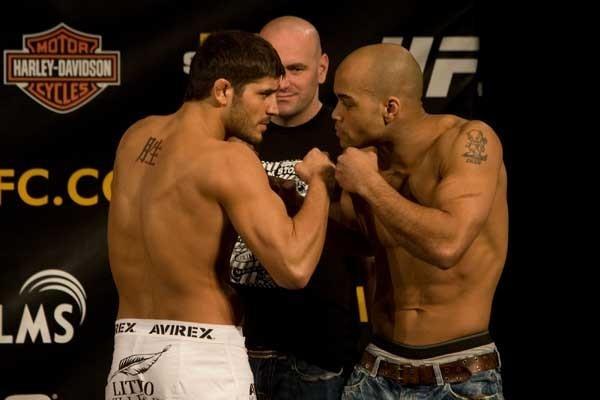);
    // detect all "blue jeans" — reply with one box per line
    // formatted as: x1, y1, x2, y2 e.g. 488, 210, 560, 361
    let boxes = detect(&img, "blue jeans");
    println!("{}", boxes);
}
249, 351, 346, 400
342, 365, 504, 400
